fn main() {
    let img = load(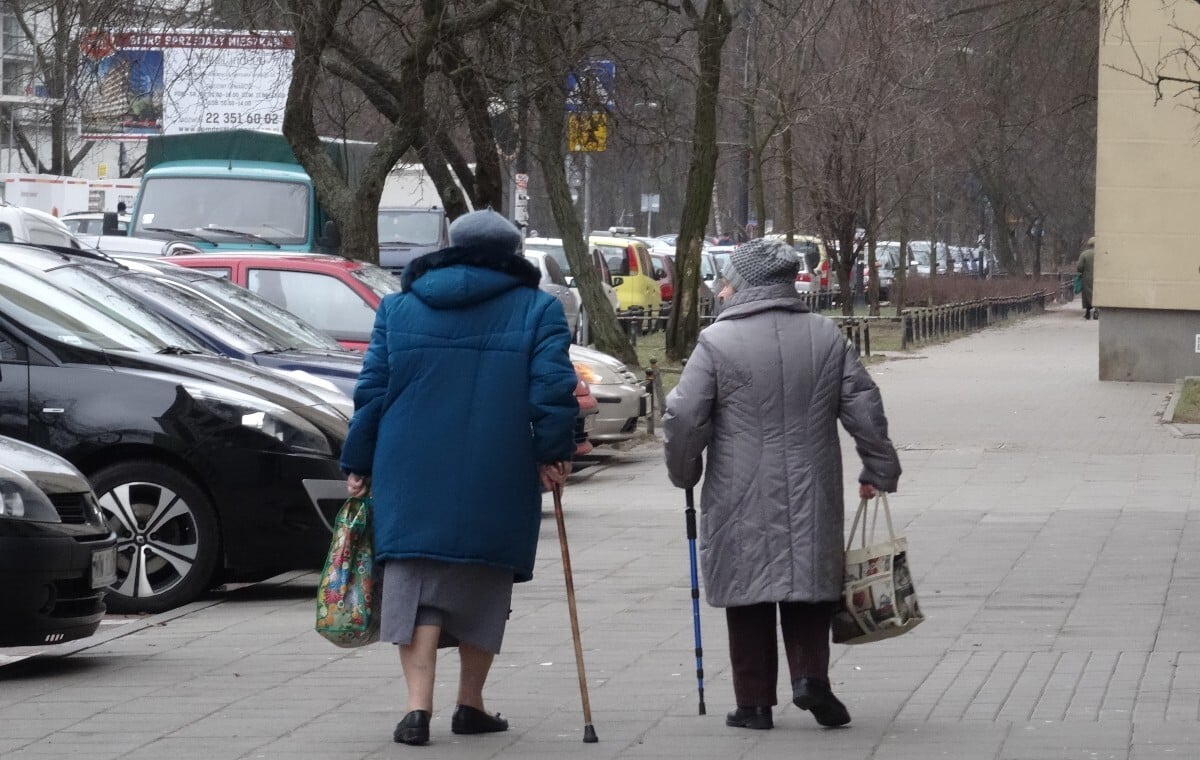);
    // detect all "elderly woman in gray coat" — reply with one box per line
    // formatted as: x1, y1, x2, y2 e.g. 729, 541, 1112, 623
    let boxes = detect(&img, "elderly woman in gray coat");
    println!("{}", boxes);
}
663, 238, 901, 732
